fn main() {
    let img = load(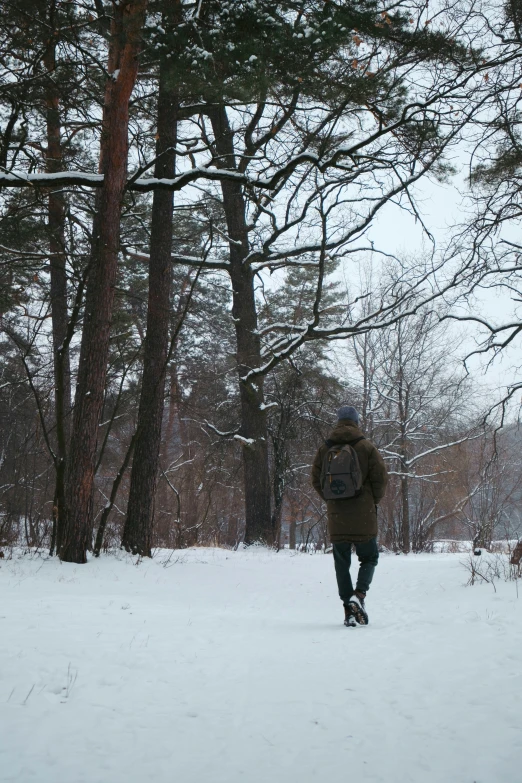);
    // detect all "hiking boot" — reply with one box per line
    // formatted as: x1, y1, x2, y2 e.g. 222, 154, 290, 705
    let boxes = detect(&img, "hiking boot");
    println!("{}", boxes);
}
343, 603, 357, 627
348, 592, 369, 625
